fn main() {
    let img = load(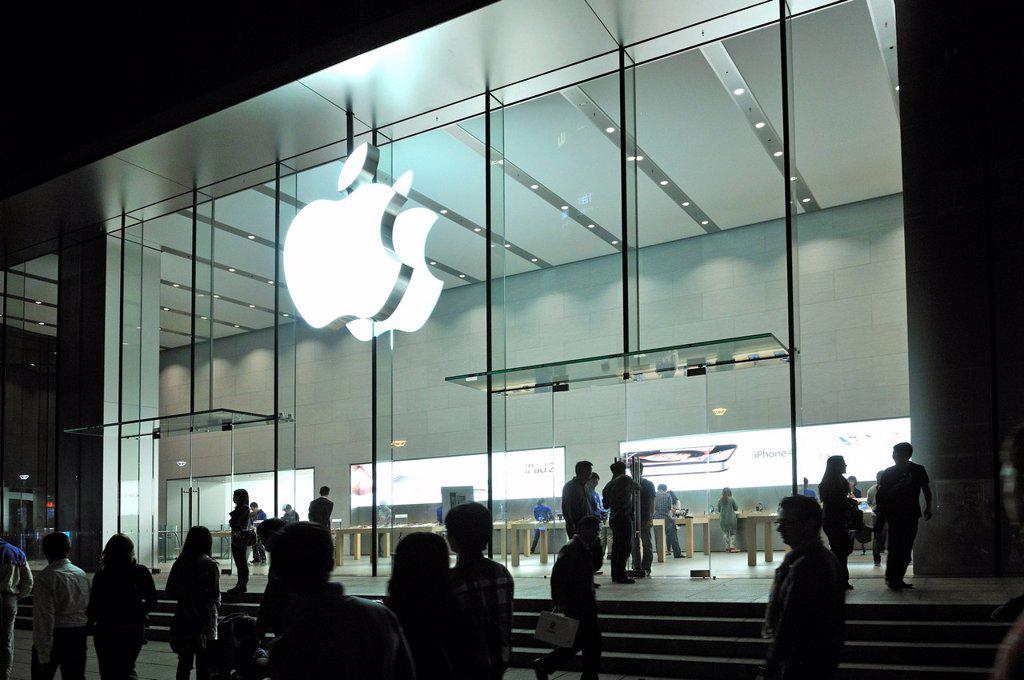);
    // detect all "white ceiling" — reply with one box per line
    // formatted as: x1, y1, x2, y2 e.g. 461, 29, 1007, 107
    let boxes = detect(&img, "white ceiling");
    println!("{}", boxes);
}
3, 1, 901, 349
